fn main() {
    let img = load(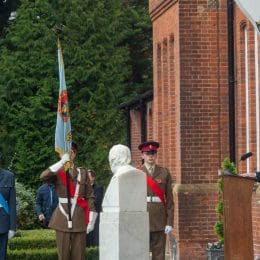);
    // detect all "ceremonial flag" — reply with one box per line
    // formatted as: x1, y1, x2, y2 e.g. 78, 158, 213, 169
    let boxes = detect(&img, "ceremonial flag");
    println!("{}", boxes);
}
55, 39, 72, 155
